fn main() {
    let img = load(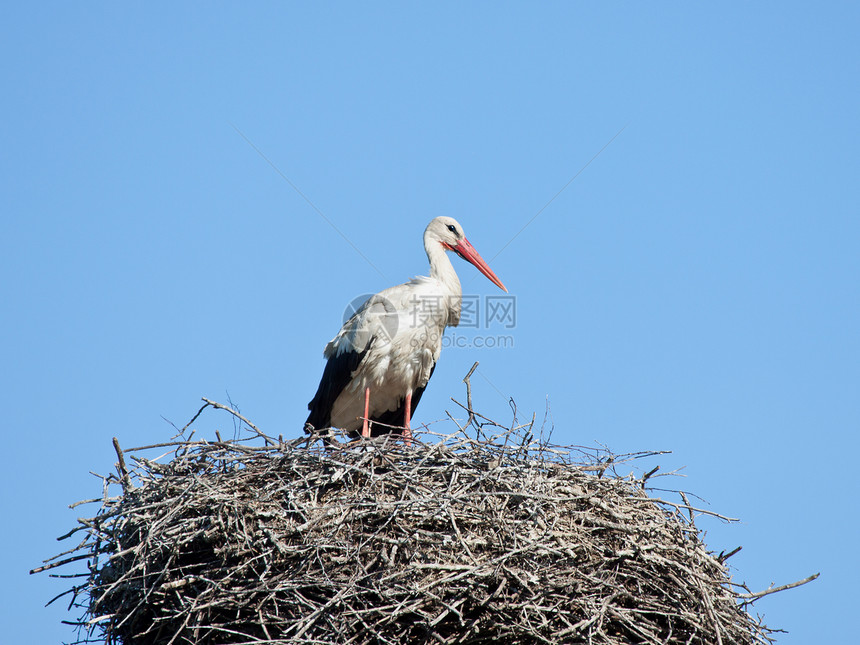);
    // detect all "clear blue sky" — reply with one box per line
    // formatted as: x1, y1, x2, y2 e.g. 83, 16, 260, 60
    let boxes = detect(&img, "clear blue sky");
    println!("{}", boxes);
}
3, 3, 857, 643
